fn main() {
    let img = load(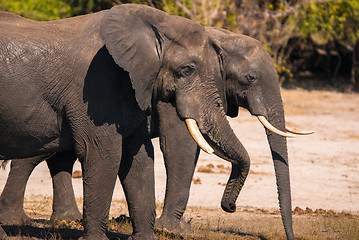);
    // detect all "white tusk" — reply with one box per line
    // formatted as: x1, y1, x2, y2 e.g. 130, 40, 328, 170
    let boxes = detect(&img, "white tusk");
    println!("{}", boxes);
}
257, 116, 296, 138
185, 119, 214, 155
285, 126, 314, 135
